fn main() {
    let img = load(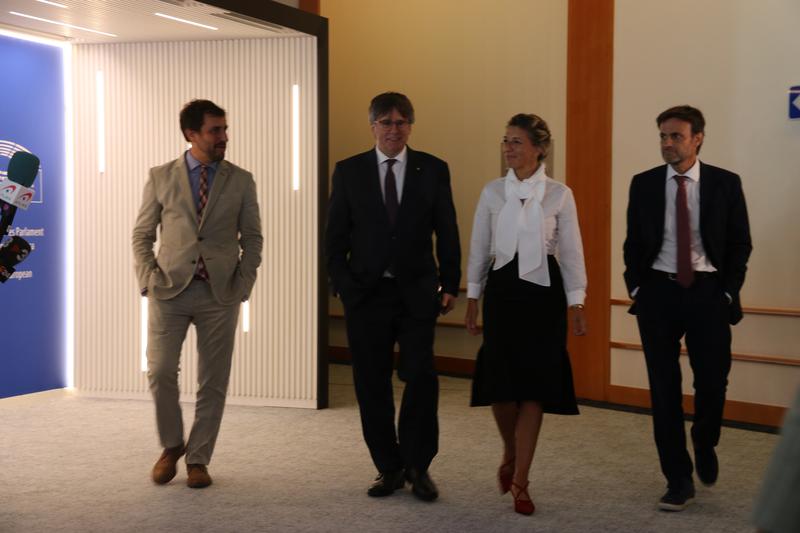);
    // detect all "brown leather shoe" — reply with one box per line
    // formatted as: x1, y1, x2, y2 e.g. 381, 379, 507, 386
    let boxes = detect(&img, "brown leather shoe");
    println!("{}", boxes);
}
152, 444, 185, 484
187, 464, 212, 488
